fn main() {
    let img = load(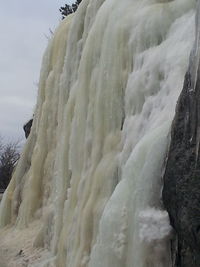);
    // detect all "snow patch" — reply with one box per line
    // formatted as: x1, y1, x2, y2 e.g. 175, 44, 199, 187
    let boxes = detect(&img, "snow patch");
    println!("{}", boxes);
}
139, 207, 172, 243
